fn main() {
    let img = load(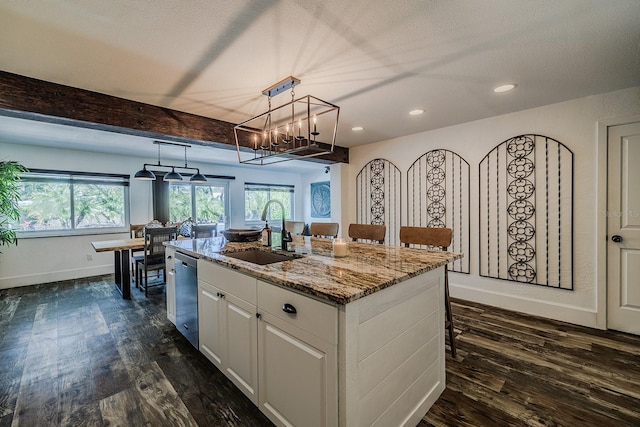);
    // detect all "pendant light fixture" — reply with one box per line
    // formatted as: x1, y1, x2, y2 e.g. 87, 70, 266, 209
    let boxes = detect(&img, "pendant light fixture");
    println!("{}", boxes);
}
234, 76, 340, 165
134, 141, 208, 183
